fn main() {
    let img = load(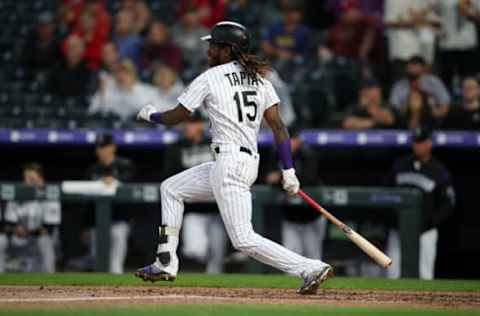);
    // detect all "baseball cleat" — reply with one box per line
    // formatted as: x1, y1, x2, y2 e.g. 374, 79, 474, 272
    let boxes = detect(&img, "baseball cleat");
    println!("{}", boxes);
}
135, 264, 176, 282
297, 265, 333, 295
